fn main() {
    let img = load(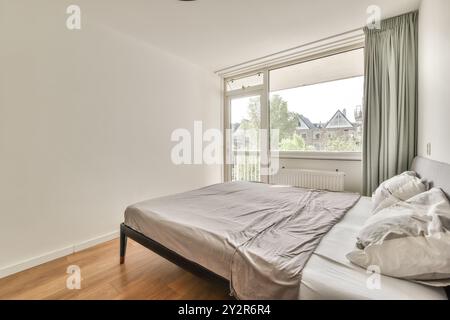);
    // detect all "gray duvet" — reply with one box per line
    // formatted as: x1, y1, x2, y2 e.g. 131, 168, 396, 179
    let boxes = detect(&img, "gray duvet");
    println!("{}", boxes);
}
124, 181, 360, 300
